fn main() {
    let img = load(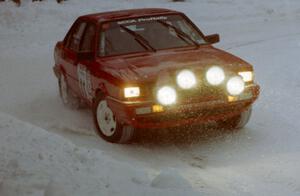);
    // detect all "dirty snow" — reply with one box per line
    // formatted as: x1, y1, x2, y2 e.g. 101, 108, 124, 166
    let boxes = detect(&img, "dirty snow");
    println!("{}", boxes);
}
0, 0, 300, 195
